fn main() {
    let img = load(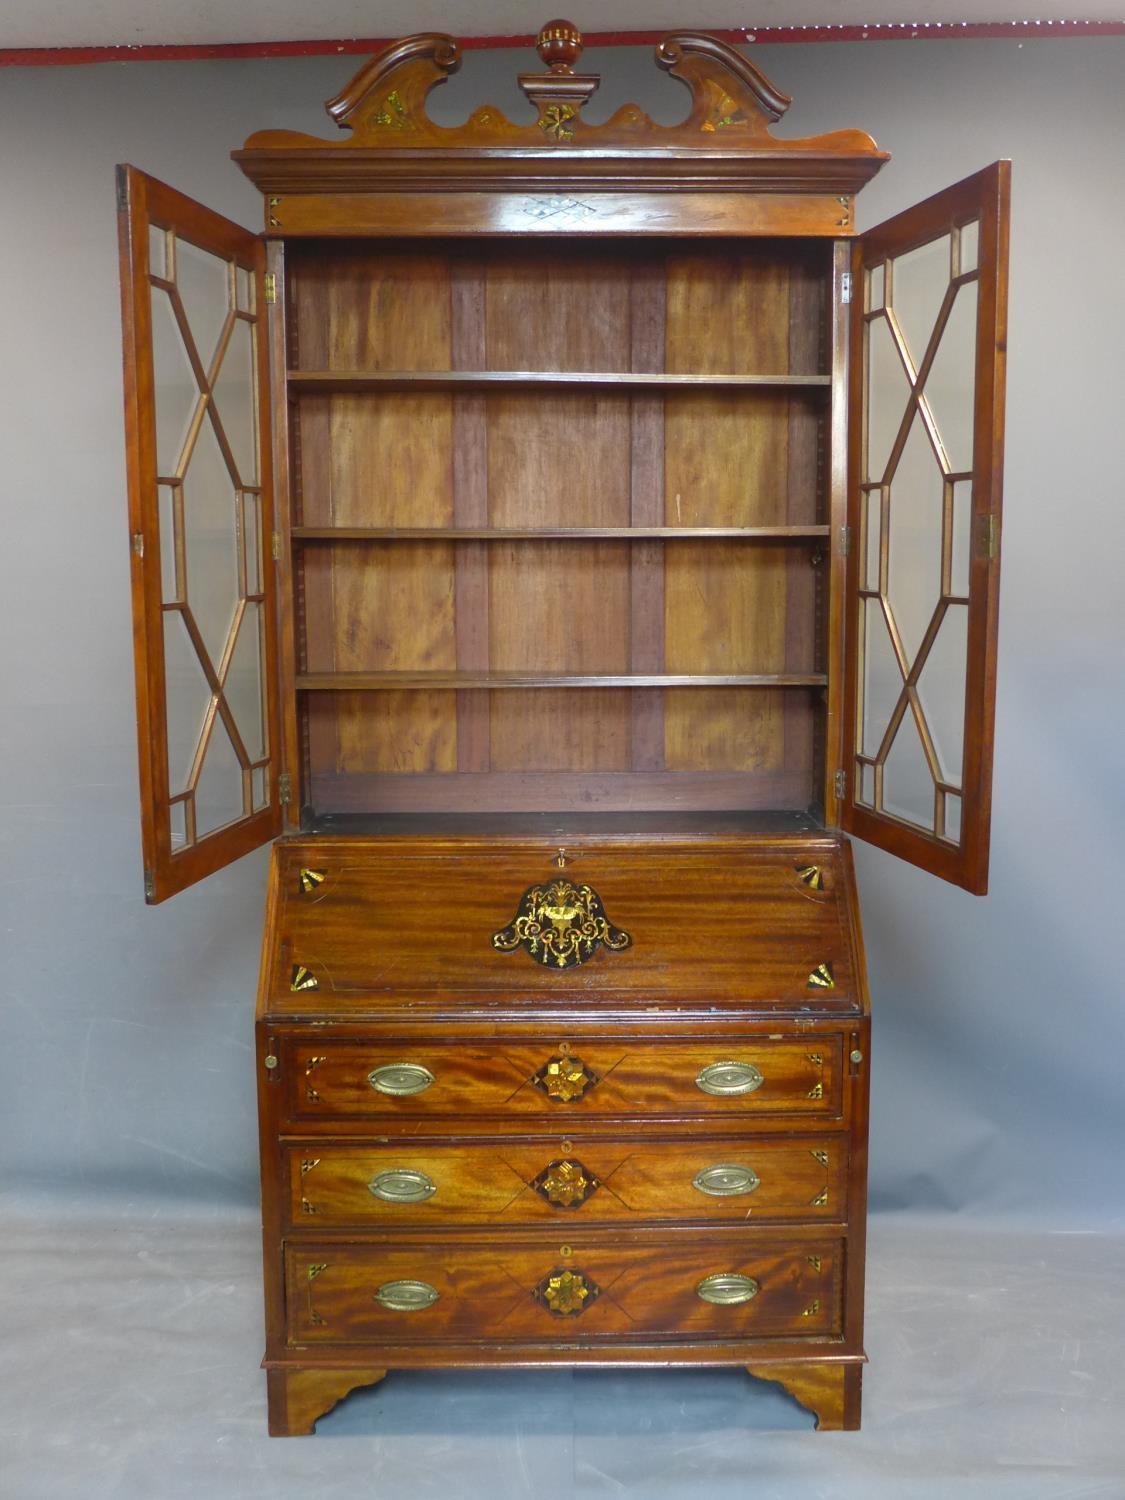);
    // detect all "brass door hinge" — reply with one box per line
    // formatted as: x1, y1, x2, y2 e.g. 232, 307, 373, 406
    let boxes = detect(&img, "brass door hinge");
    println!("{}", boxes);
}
116, 165, 129, 212
131, 532, 145, 558
264, 272, 277, 305
143, 868, 155, 901
839, 525, 851, 558
834, 770, 847, 799
271, 532, 282, 561
840, 271, 853, 305
976, 513, 998, 560
278, 772, 293, 807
